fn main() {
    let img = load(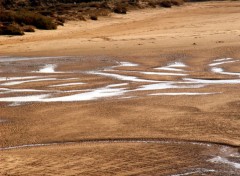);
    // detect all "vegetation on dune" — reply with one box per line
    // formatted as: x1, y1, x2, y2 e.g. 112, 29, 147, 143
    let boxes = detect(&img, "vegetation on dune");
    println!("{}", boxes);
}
0, 0, 185, 35
0, 23, 24, 35
0, 10, 57, 35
